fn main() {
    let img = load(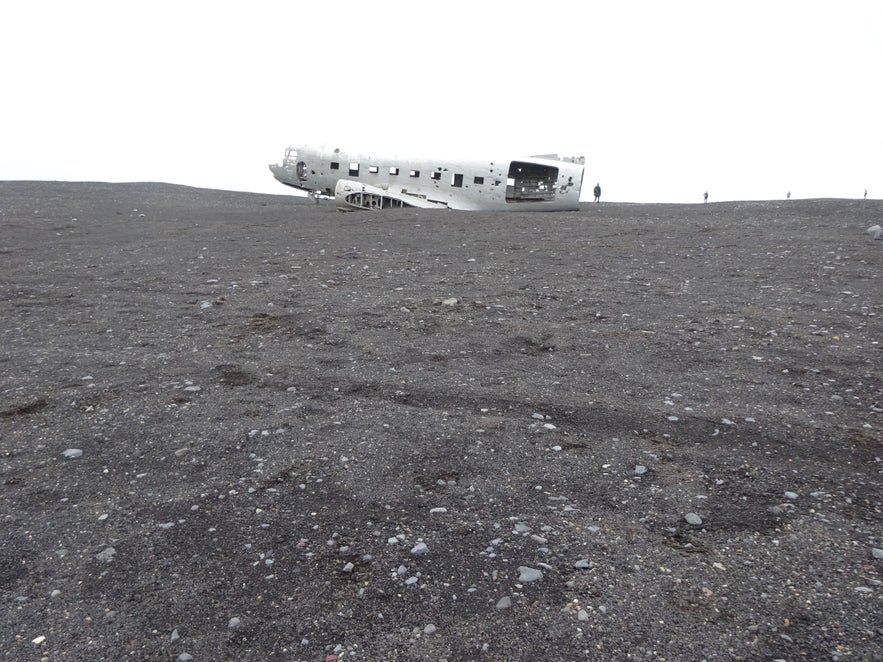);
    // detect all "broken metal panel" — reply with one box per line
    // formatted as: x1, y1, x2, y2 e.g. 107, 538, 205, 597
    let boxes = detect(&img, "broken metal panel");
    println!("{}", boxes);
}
333, 180, 448, 211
